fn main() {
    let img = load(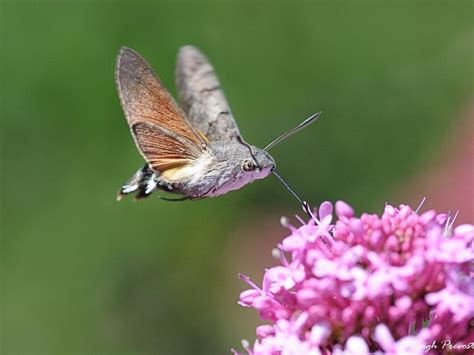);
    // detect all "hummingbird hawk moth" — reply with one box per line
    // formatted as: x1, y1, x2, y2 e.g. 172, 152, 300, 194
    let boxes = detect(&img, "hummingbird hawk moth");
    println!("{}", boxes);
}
116, 46, 320, 210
